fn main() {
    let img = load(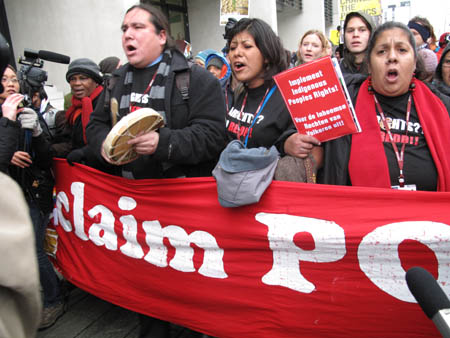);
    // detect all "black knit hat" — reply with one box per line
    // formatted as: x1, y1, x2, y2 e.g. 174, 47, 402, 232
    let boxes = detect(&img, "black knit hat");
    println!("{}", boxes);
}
207, 56, 224, 70
66, 58, 103, 84
99, 56, 120, 75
